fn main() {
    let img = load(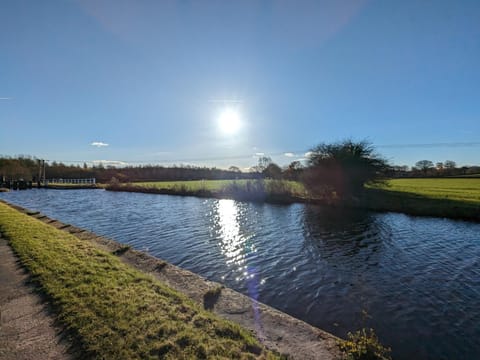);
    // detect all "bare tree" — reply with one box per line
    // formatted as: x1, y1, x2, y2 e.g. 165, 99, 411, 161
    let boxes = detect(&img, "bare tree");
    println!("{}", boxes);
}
444, 160, 457, 169
415, 160, 434, 174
